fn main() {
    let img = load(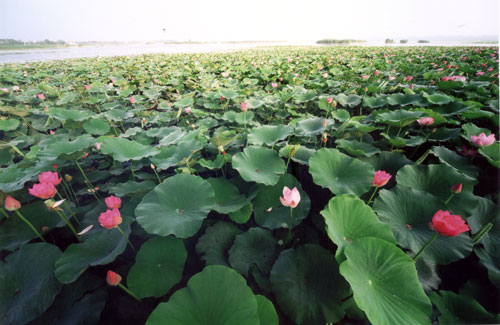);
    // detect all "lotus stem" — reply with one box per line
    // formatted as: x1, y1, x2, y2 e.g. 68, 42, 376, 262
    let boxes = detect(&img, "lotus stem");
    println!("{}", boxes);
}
55, 209, 80, 242
1, 207, 9, 219
56, 191, 80, 225
74, 160, 101, 201
444, 193, 455, 205
15, 210, 46, 242
130, 161, 136, 181
116, 225, 136, 252
117, 283, 141, 301
287, 207, 293, 242
413, 232, 439, 261
367, 186, 378, 205
473, 222, 493, 244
